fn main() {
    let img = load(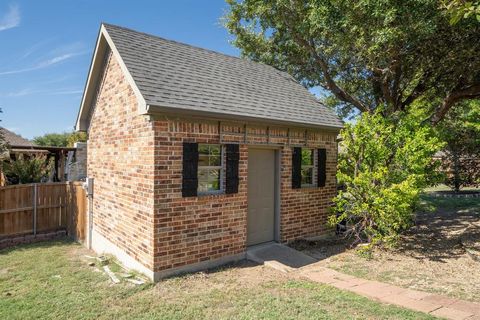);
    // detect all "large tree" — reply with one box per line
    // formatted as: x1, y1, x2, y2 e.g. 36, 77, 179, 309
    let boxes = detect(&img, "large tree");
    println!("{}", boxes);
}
225, 0, 480, 123
437, 100, 480, 191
